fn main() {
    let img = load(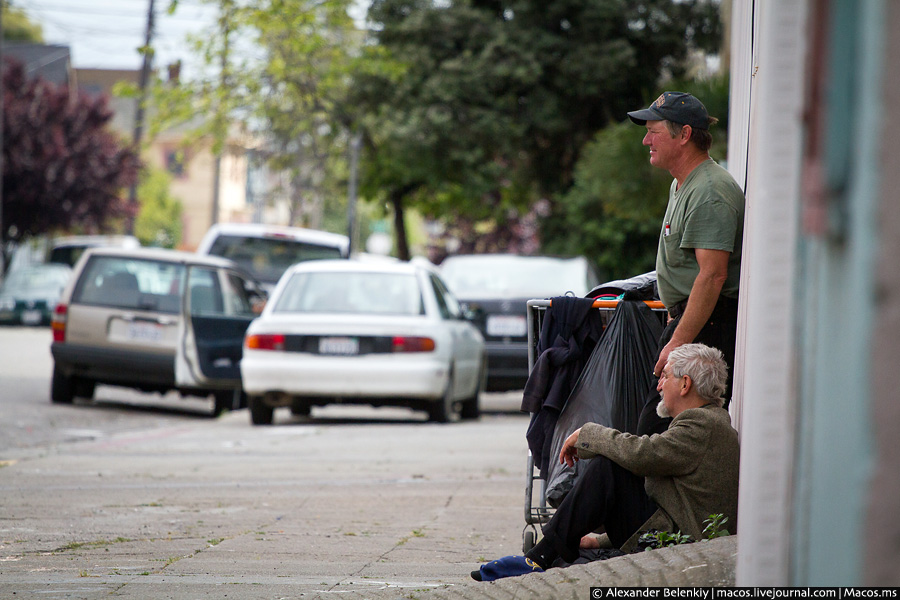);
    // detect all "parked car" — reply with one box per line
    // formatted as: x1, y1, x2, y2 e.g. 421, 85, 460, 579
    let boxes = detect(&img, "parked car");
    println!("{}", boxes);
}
240, 259, 486, 425
47, 234, 141, 268
439, 254, 599, 391
50, 247, 264, 415
196, 223, 350, 293
0, 263, 73, 326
